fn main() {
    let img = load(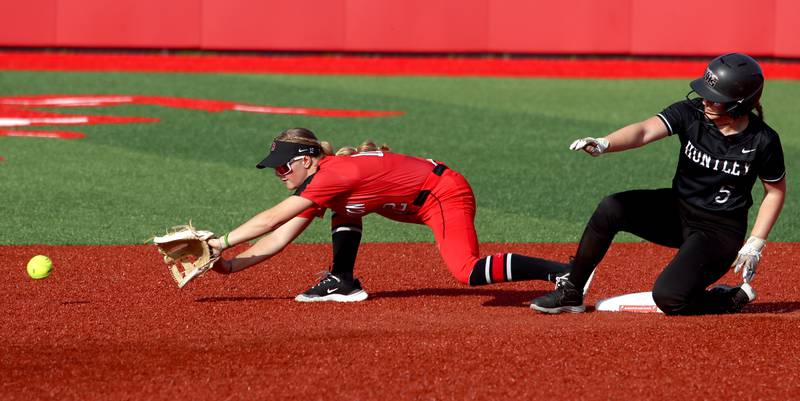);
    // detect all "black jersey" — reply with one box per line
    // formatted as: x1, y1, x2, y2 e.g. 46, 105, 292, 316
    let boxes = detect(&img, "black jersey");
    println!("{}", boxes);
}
657, 99, 785, 213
